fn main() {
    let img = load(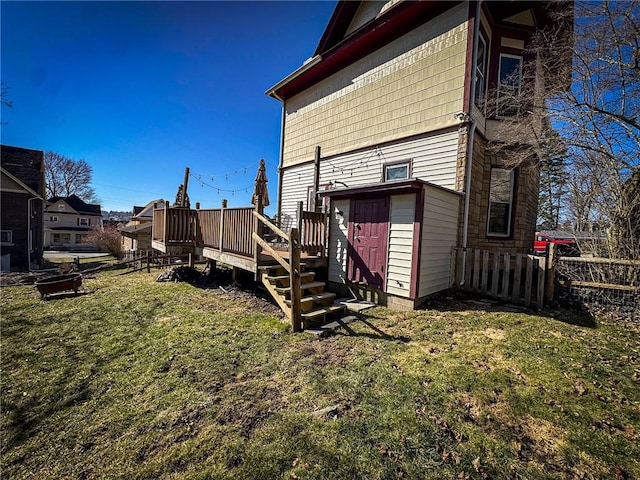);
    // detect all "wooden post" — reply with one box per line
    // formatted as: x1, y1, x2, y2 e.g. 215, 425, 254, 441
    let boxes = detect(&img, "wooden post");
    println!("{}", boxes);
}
297, 201, 303, 251
188, 253, 194, 268
537, 256, 546, 310
182, 167, 190, 207
546, 243, 556, 303
313, 146, 321, 211
146, 251, 151, 273
219, 199, 227, 253
289, 228, 302, 332
164, 200, 170, 246
254, 195, 263, 269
